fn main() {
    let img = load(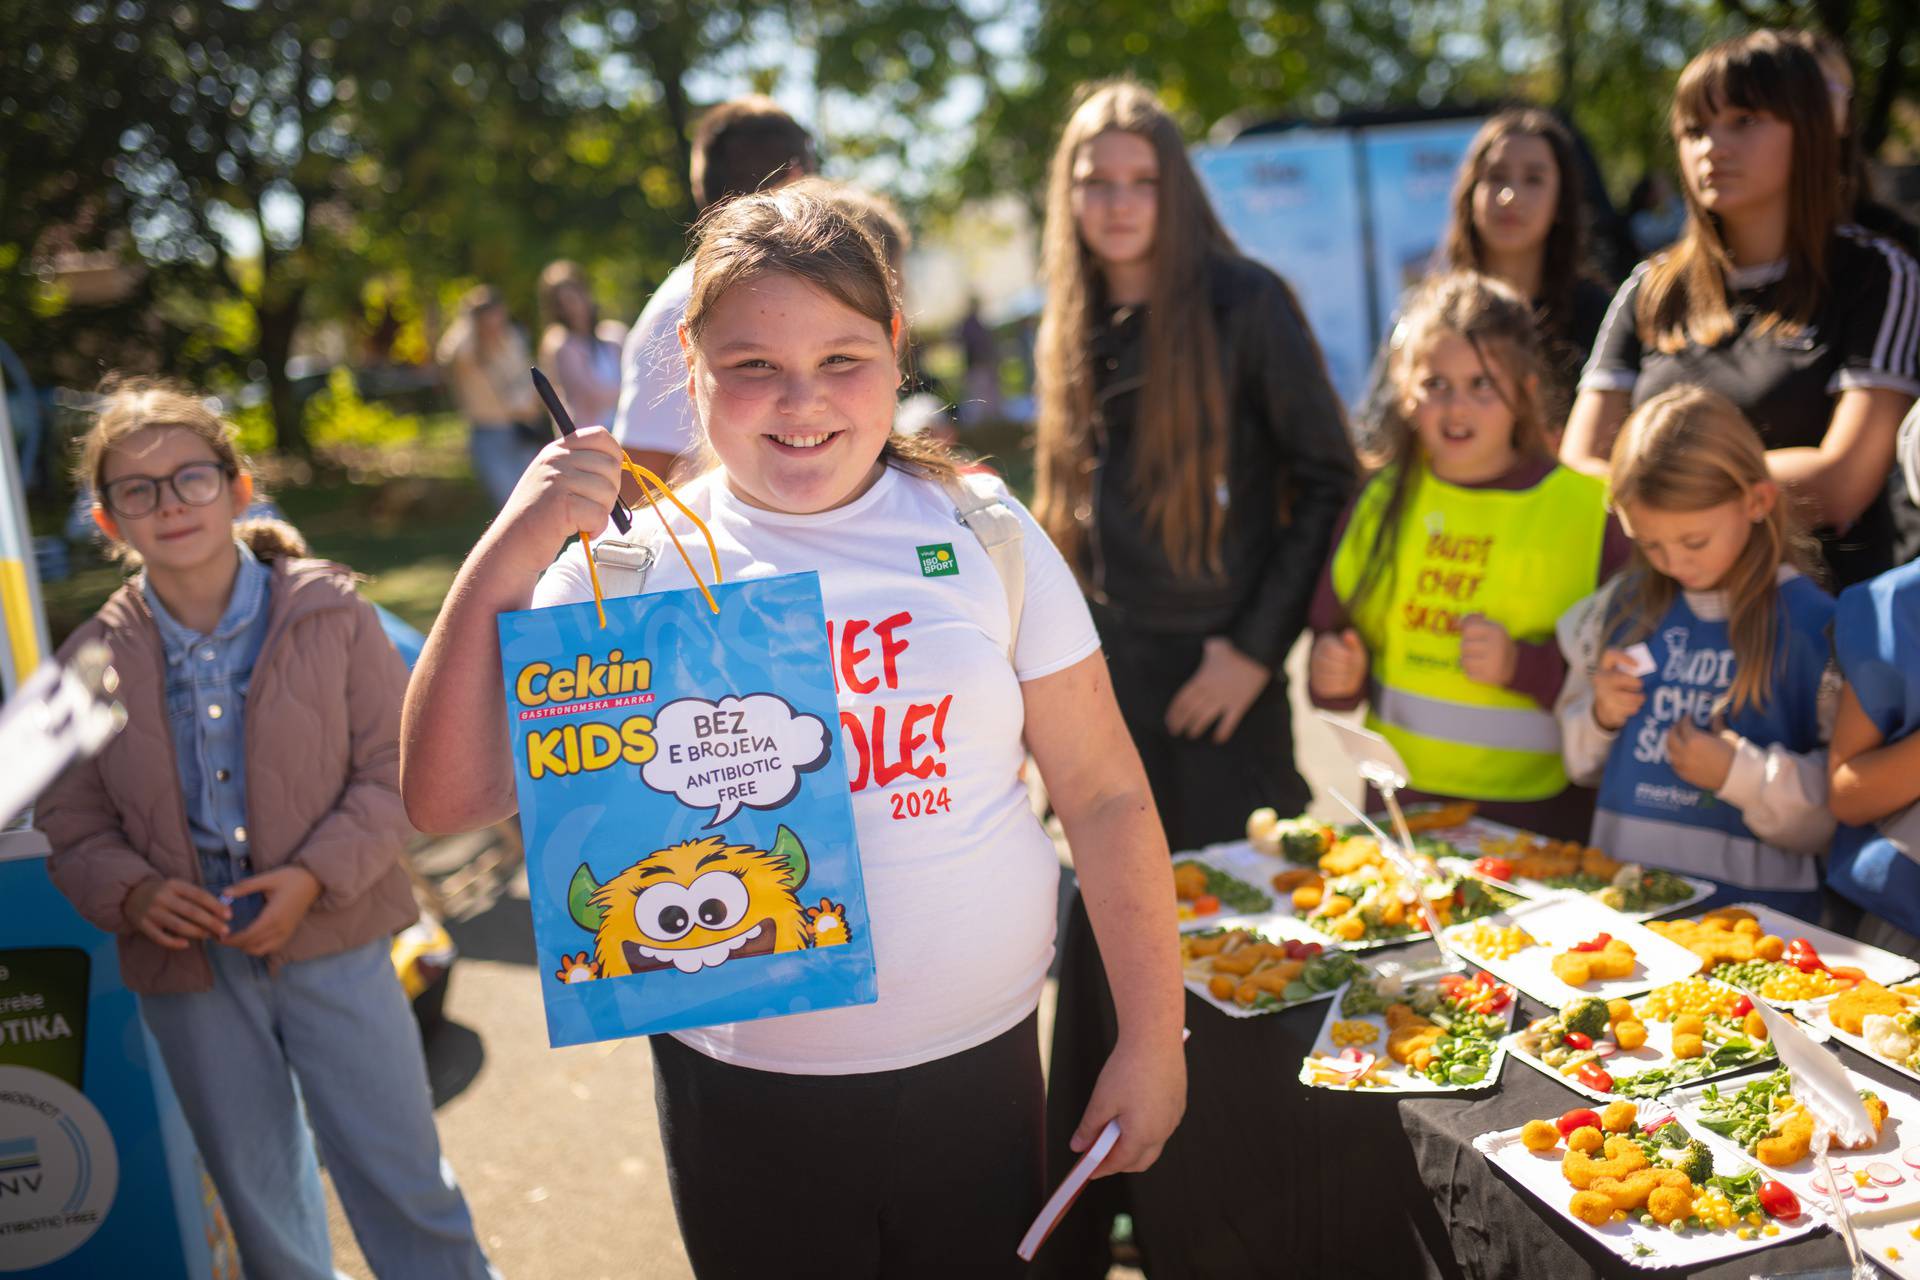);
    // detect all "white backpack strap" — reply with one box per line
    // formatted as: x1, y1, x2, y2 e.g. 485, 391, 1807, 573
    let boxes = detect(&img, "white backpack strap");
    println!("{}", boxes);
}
590, 536, 658, 598
937, 472, 1025, 659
